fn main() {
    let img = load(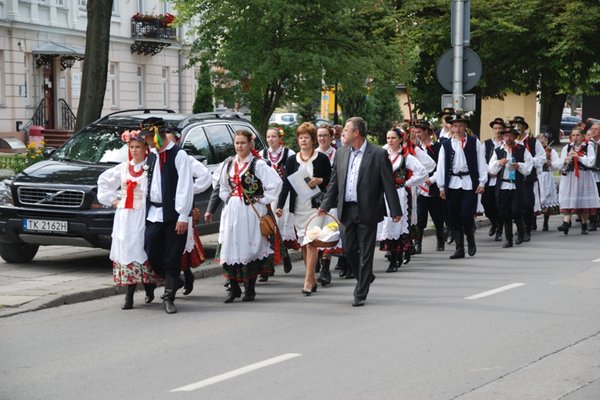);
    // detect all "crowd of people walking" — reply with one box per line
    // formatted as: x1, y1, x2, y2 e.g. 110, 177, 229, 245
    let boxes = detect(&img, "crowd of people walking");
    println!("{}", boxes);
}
98, 112, 600, 313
